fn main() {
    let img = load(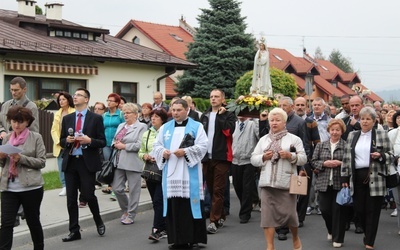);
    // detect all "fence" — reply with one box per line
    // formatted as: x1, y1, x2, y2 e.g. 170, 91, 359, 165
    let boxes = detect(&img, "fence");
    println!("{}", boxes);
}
38, 109, 54, 155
